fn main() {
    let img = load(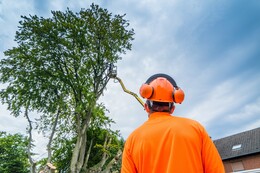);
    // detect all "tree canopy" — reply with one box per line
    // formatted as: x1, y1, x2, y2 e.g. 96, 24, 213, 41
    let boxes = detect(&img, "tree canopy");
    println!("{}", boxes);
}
0, 3, 134, 173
